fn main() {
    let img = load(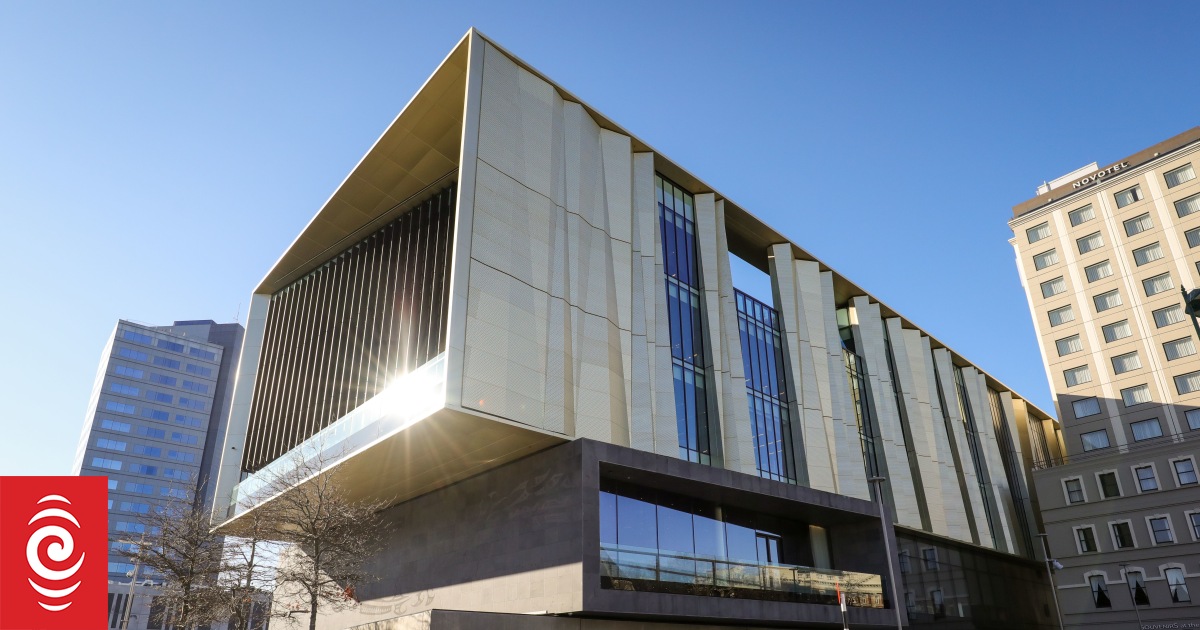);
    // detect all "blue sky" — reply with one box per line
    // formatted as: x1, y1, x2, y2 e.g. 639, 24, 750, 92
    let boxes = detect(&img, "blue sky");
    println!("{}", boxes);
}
3, 1, 1198, 475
